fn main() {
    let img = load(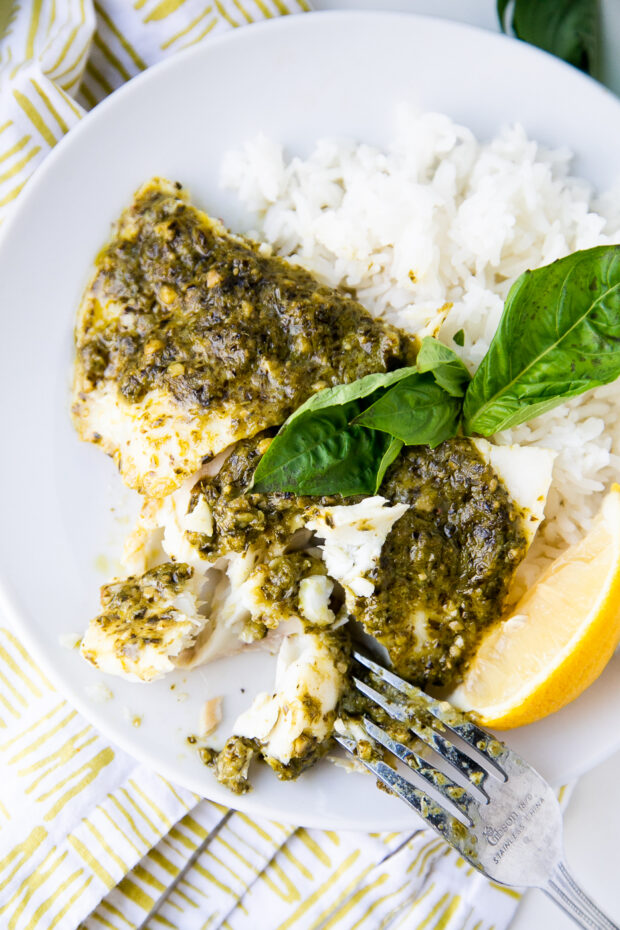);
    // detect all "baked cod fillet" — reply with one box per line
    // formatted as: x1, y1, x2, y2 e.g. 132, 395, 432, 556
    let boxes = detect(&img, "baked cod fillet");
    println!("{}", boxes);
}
72, 178, 416, 497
